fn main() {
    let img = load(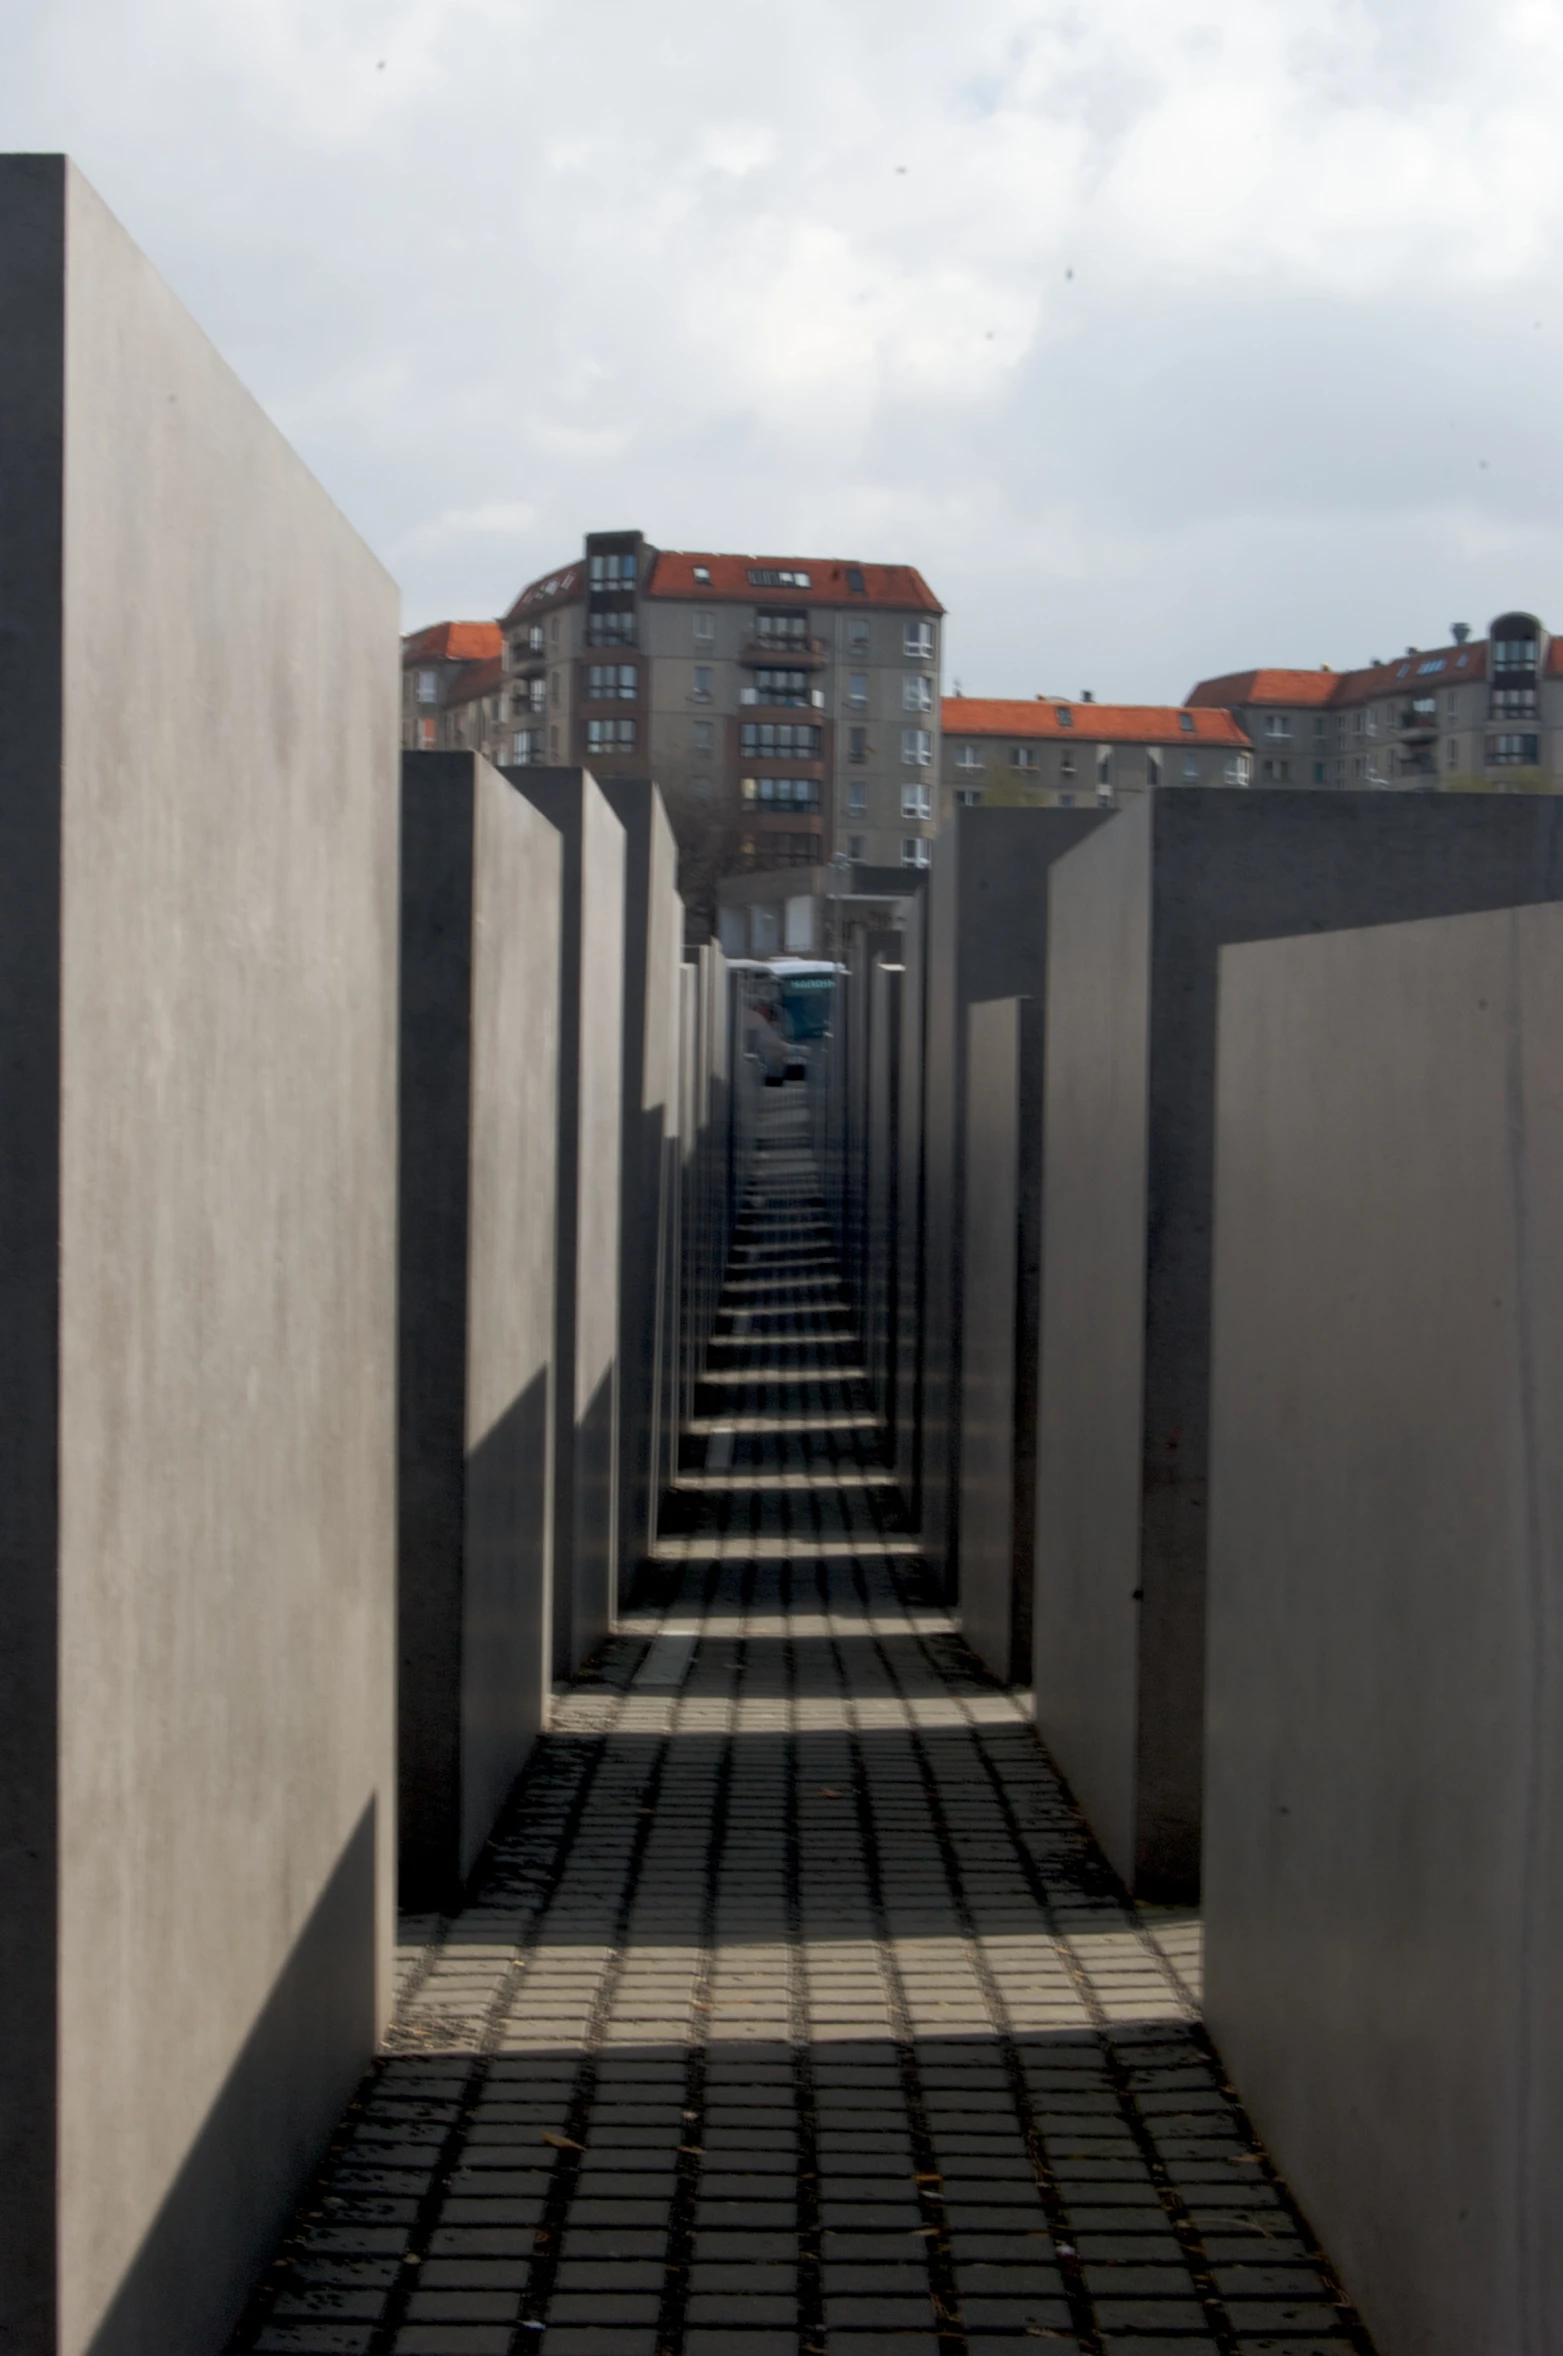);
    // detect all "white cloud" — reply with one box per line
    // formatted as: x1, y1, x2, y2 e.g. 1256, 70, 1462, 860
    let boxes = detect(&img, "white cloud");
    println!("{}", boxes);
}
4, 0, 1562, 687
